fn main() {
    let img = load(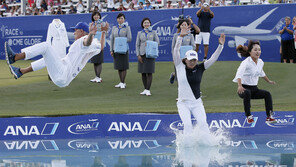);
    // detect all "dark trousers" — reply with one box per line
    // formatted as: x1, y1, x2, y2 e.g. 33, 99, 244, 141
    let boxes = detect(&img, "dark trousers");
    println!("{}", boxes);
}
238, 85, 273, 117
281, 39, 296, 60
